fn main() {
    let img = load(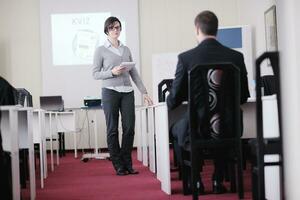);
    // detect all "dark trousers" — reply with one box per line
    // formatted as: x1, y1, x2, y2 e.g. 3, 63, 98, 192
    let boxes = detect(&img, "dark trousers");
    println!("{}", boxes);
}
102, 88, 135, 171
171, 116, 226, 182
